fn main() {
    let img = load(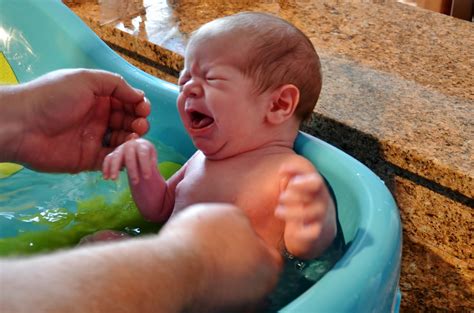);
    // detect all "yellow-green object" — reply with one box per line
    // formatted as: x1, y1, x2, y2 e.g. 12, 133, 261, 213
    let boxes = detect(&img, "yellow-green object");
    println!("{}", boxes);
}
158, 161, 182, 180
0, 190, 161, 256
0, 163, 23, 179
0, 52, 18, 84
0, 54, 22, 177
